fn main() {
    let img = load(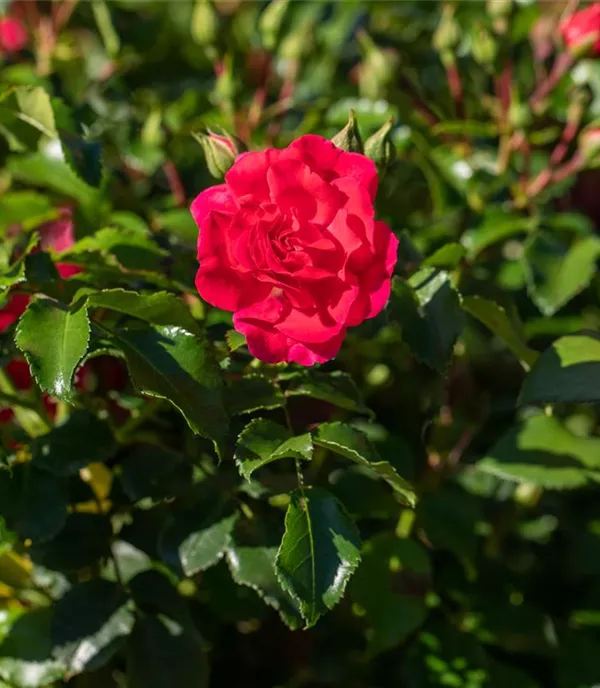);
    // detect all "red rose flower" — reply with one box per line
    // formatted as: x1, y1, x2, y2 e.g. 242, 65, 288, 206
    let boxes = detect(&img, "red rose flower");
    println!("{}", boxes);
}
560, 3, 600, 56
0, 15, 27, 54
191, 135, 398, 365
38, 208, 82, 278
